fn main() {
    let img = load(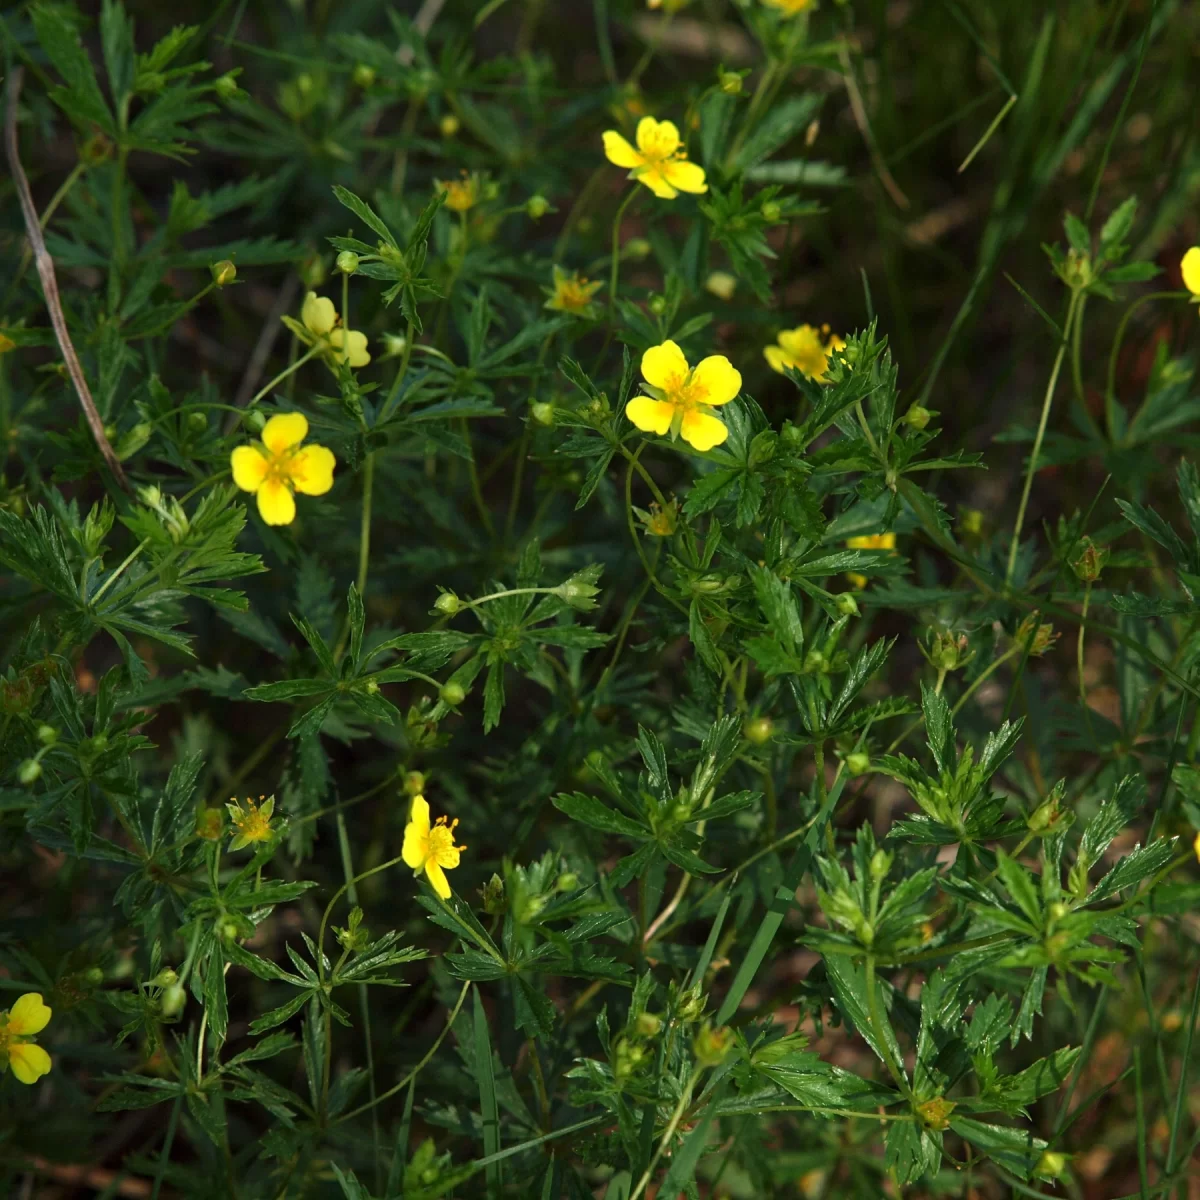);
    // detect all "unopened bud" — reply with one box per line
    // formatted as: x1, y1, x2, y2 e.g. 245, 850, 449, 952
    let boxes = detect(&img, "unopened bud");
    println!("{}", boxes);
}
718, 70, 743, 95
160, 983, 186, 1018
526, 194, 550, 220
214, 71, 241, 101
625, 237, 652, 260
743, 716, 773, 745
834, 592, 859, 617
244, 408, 266, 433
1034, 1151, 1068, 1180
439, 113, 460, 137
403, 770, 426, 796
761, 201, 782, 223
555, 871, 579, 892
903, 403, 931, 430
846, 752, 871, 777
434, 591, 462, 615
36, 724, 57, 745
152, 968, 178, 988
336, 250, 359, 275
352, 64, 376, 88
186, 411, 209, 433
693, 1022, 734, 1067
481, 872, 506, 914
1071, 537, 1108, 583
211, 260, 237, 287
704, 271, 737, 301
440, 681, 466, 706
18, 758, 41, 784
648, 294, 667, 316
869, 849, 892, 881
635, 1011, 663, 1037
530, 401, 555, 427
